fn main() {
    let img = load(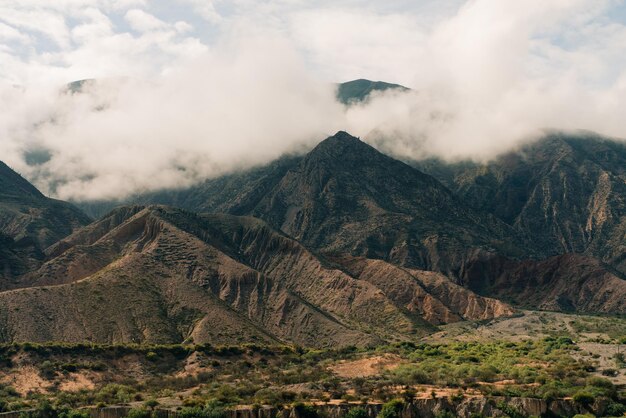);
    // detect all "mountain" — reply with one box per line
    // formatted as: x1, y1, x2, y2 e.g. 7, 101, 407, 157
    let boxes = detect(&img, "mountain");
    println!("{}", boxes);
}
0, 233, 43, 286
458, 252, 626, 314
337, 79, 409, 104
78, 155, 302, 220
71, 131, 625, 316
79, 132, 529, 274
245, 132, 528, 271
1, 130, 625, 346
0, 161, 91, 249
414, 132, 626, 274
0, 205, 513, 346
